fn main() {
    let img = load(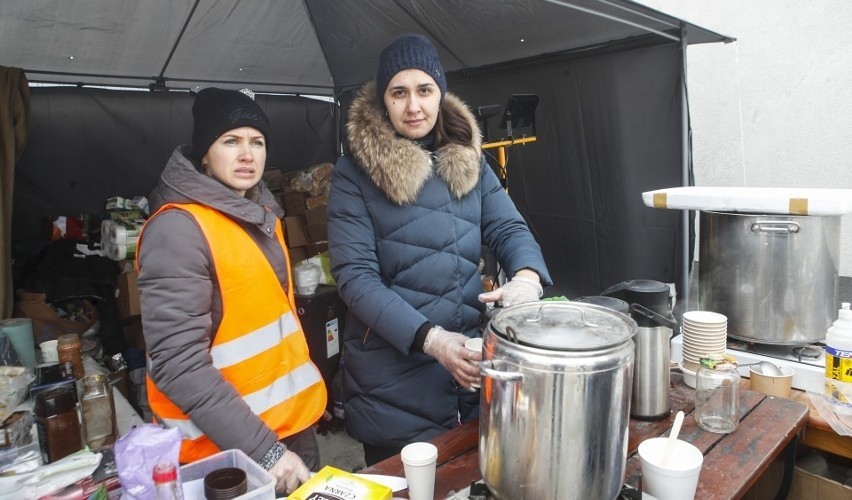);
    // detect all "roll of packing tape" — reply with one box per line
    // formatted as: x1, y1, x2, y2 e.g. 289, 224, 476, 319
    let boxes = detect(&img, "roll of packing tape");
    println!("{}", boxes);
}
0, 318, 36, 367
